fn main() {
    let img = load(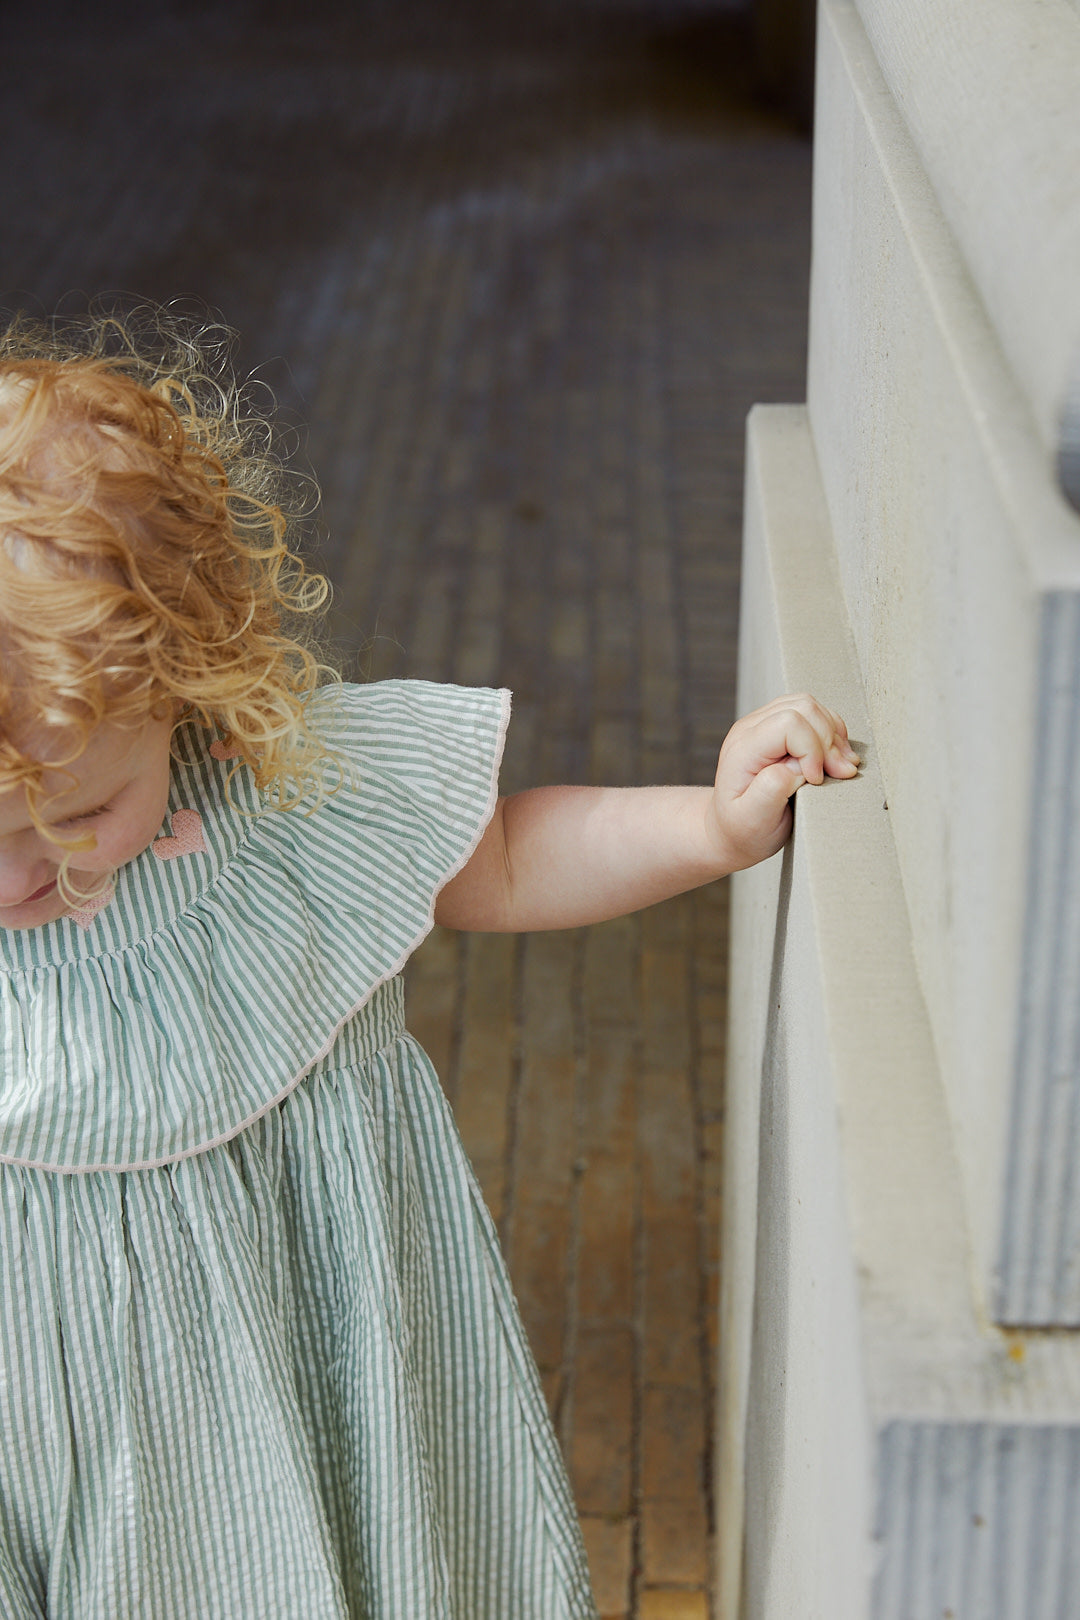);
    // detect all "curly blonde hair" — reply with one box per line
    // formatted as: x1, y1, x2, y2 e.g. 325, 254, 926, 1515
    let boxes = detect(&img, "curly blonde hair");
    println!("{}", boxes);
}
0, 306, 339, 855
